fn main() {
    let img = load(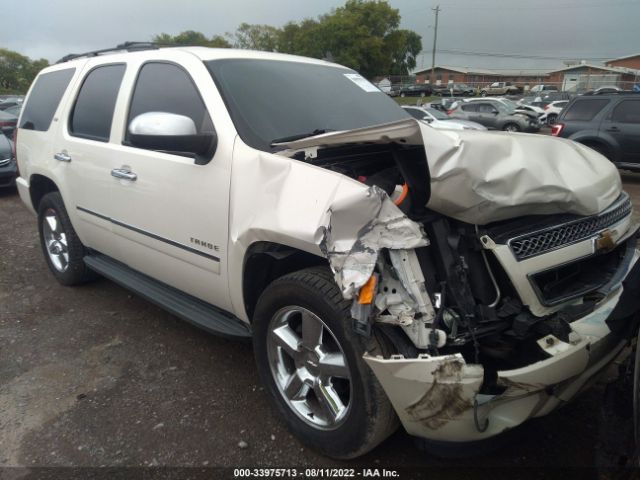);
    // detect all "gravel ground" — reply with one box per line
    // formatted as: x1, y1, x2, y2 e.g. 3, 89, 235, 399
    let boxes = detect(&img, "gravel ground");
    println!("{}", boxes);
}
2, 173, 640, 474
